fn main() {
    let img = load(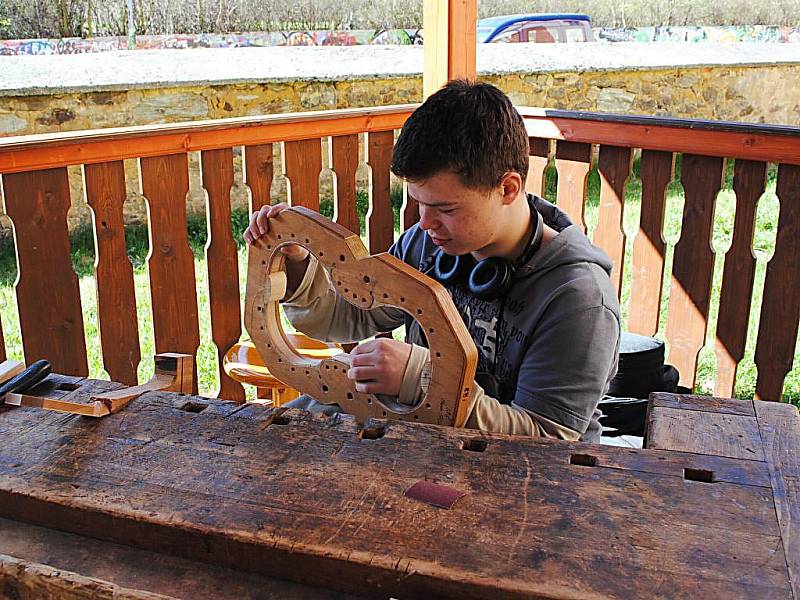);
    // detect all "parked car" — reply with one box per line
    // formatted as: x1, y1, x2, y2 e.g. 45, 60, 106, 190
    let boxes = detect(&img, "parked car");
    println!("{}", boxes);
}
477, 13, 594, 43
